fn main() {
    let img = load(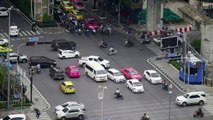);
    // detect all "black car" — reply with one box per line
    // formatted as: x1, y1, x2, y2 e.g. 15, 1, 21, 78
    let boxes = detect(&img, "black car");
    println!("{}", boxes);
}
53, 7, 65, 22
49, 66, 64, 80
57, 41, 76, 50
51, 39, 67, 51
29, 56, 56, 68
